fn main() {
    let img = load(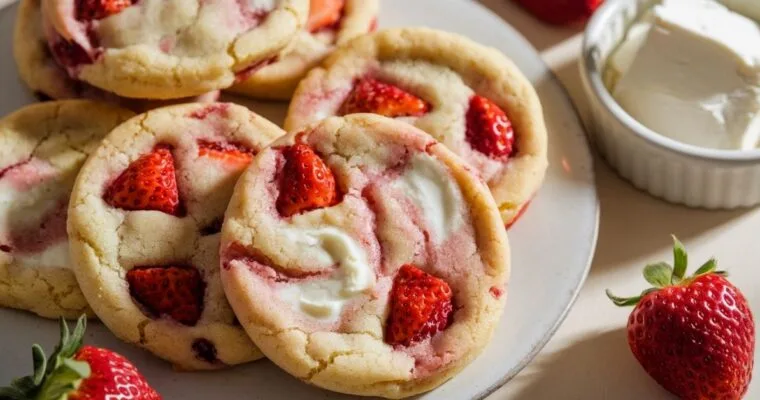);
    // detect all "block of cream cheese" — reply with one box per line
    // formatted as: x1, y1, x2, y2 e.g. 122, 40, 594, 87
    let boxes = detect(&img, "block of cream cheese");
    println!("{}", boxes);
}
609, 0, 760, 150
